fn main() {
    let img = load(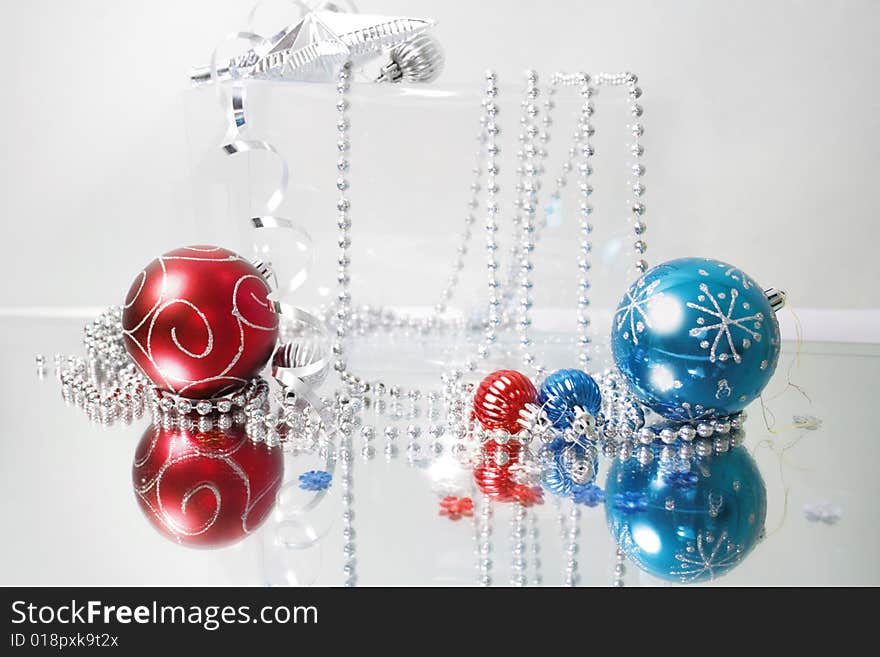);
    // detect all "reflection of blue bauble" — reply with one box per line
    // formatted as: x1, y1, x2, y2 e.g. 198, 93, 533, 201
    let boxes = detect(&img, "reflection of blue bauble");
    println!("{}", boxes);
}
604, 446, 766, 584
611, 257, 781, 421
541, 443, 598, 496
539, 369, 602, 429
